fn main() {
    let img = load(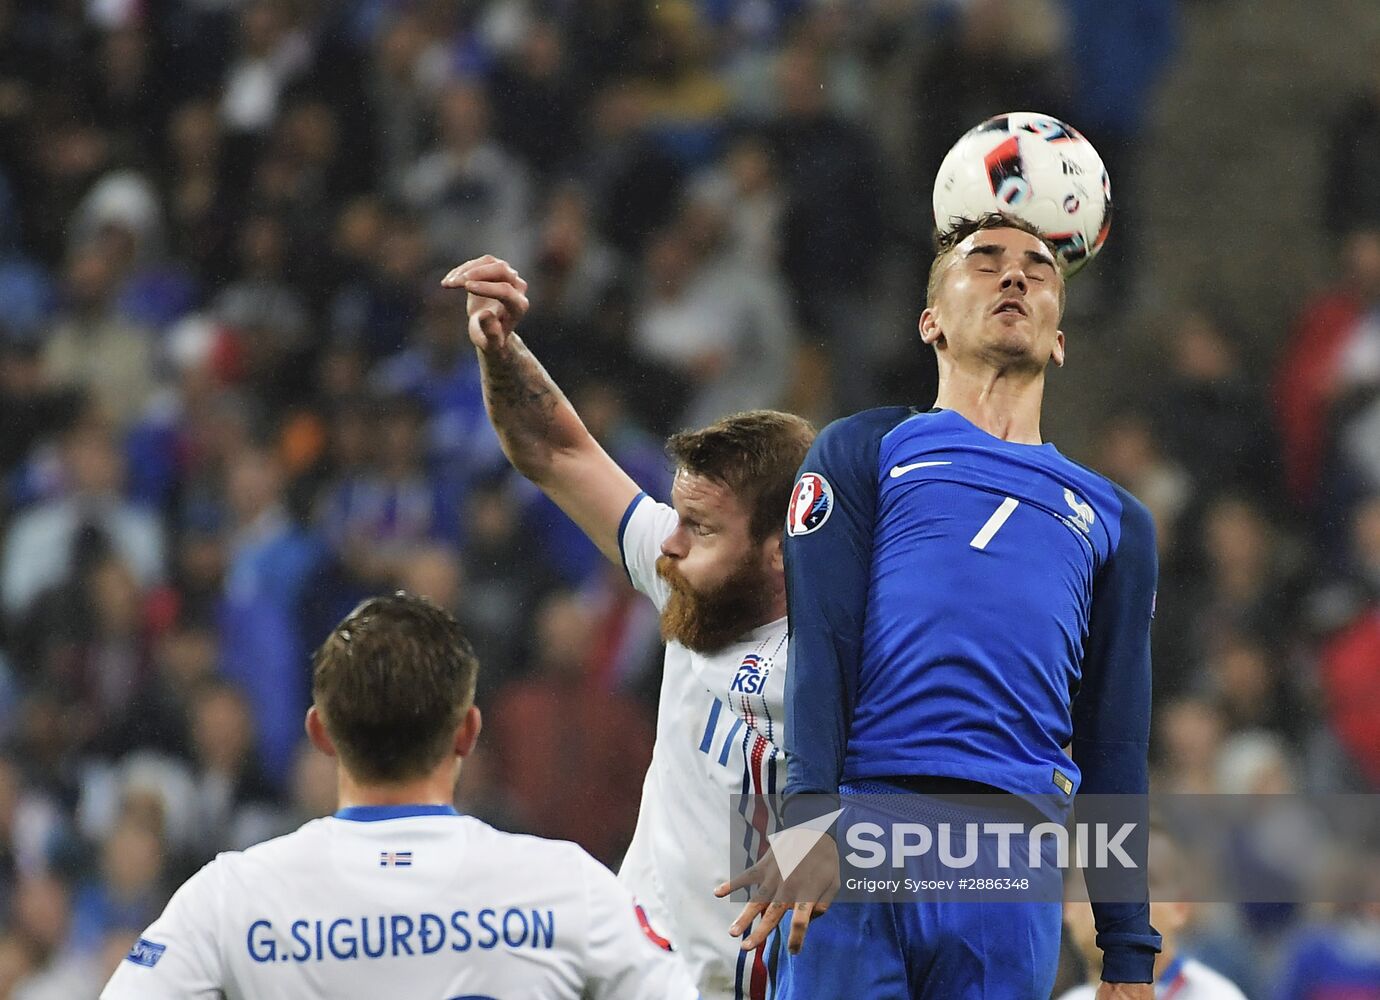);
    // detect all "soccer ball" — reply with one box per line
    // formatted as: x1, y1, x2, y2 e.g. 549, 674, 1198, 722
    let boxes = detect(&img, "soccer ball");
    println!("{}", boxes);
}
932, 112, 1112, 276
